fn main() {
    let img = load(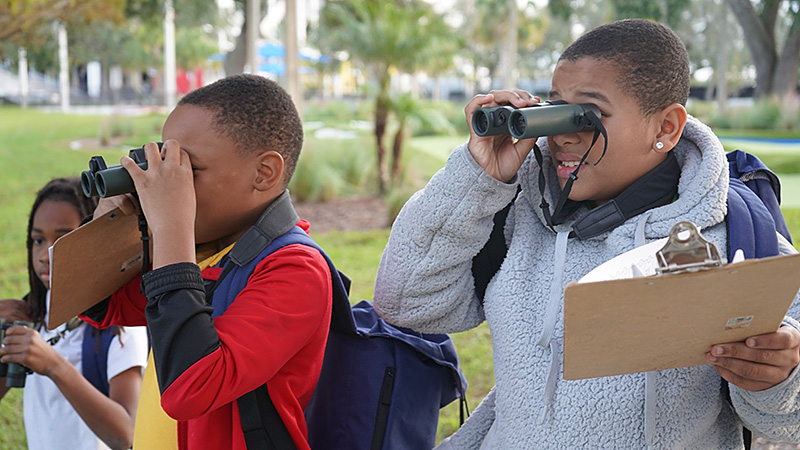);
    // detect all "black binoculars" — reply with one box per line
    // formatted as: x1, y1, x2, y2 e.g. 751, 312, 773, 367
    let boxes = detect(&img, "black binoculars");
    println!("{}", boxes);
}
472, 100, 601, 139
0, 319, 34, 388
81, 142, 163, 198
